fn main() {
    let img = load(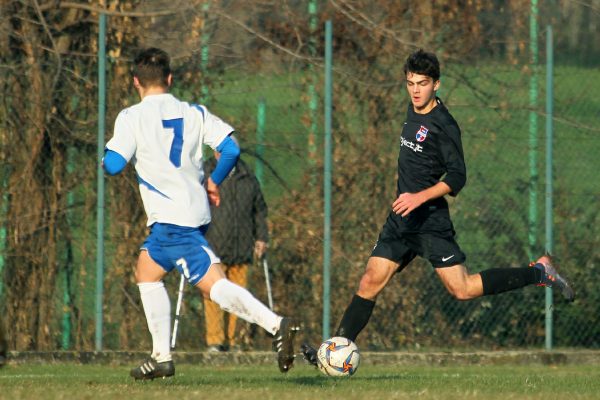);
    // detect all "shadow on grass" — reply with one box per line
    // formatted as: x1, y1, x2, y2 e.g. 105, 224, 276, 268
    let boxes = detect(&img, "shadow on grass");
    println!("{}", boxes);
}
285, 373, 410, 387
